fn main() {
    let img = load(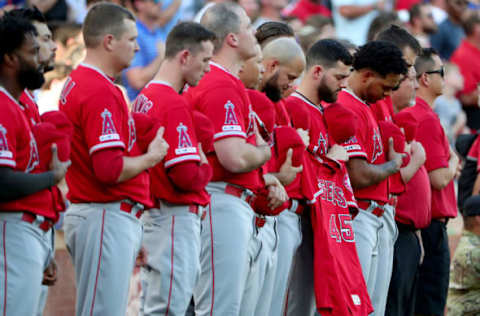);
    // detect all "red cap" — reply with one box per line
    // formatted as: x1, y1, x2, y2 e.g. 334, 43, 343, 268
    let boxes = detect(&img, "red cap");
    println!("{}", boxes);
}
32, 122, 71, 170
274, 126, 305, 170
324, 103, 358, 144
393, 111, 418, 143
378, 120, 406, 155
41, 110, 73, 138
131, 112, 161, 153
192, 110, 214, 153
